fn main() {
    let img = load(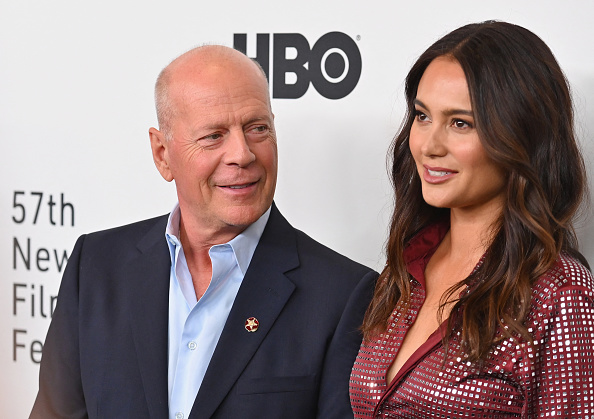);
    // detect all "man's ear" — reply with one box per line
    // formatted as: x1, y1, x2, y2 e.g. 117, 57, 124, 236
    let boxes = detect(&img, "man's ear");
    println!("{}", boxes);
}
149, 127, 174, 182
